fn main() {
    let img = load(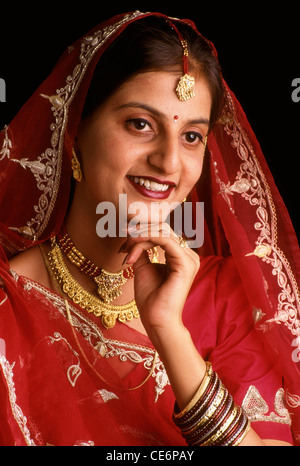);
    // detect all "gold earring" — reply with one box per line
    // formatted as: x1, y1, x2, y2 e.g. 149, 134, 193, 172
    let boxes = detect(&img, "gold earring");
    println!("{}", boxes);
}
181, 197, 187, 204
71, 148, 82, 182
